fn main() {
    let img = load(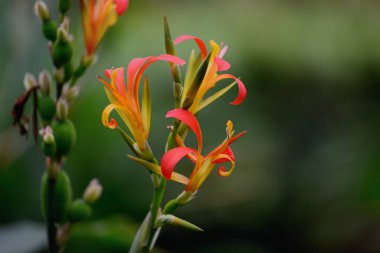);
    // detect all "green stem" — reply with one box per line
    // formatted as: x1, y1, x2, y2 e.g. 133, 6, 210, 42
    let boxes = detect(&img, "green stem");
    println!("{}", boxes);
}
143, 177, 167, 252
47, 176, 59, 253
